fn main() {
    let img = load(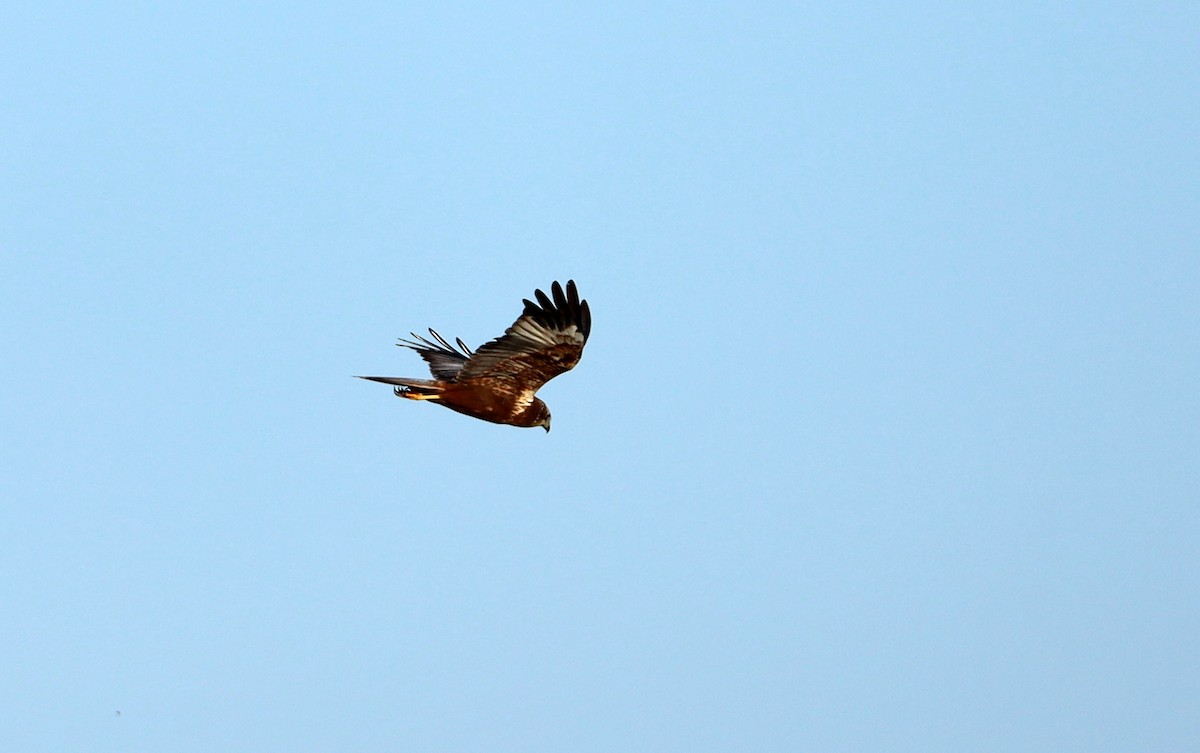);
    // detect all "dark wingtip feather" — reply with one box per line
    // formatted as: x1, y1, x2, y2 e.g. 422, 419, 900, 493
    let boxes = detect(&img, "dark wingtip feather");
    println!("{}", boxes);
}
534, 288, 555, 321
564, 280, 590, 340
551, 281, 569, 329
521, 280, 590, 342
